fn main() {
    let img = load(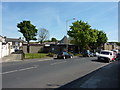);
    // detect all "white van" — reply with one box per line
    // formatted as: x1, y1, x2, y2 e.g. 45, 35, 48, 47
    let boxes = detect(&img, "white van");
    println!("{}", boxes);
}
98, 50, 115, 63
